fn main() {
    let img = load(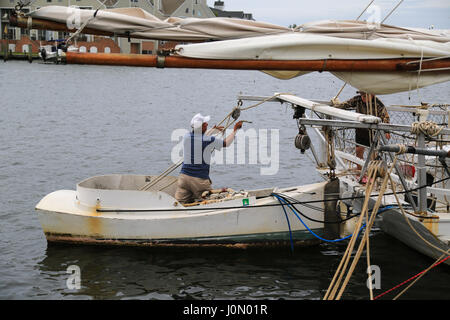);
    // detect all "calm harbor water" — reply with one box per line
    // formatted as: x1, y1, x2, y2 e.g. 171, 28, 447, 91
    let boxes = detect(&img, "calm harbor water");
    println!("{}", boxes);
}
0, 60, 449, 300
